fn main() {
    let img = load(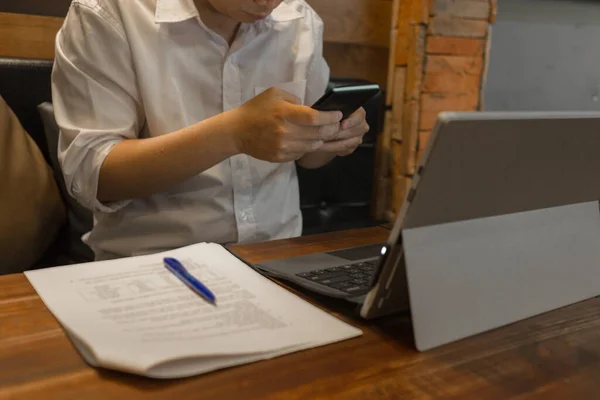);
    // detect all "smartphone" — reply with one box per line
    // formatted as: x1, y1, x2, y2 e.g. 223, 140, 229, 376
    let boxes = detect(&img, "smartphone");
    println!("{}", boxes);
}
312, 84, 381, 119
